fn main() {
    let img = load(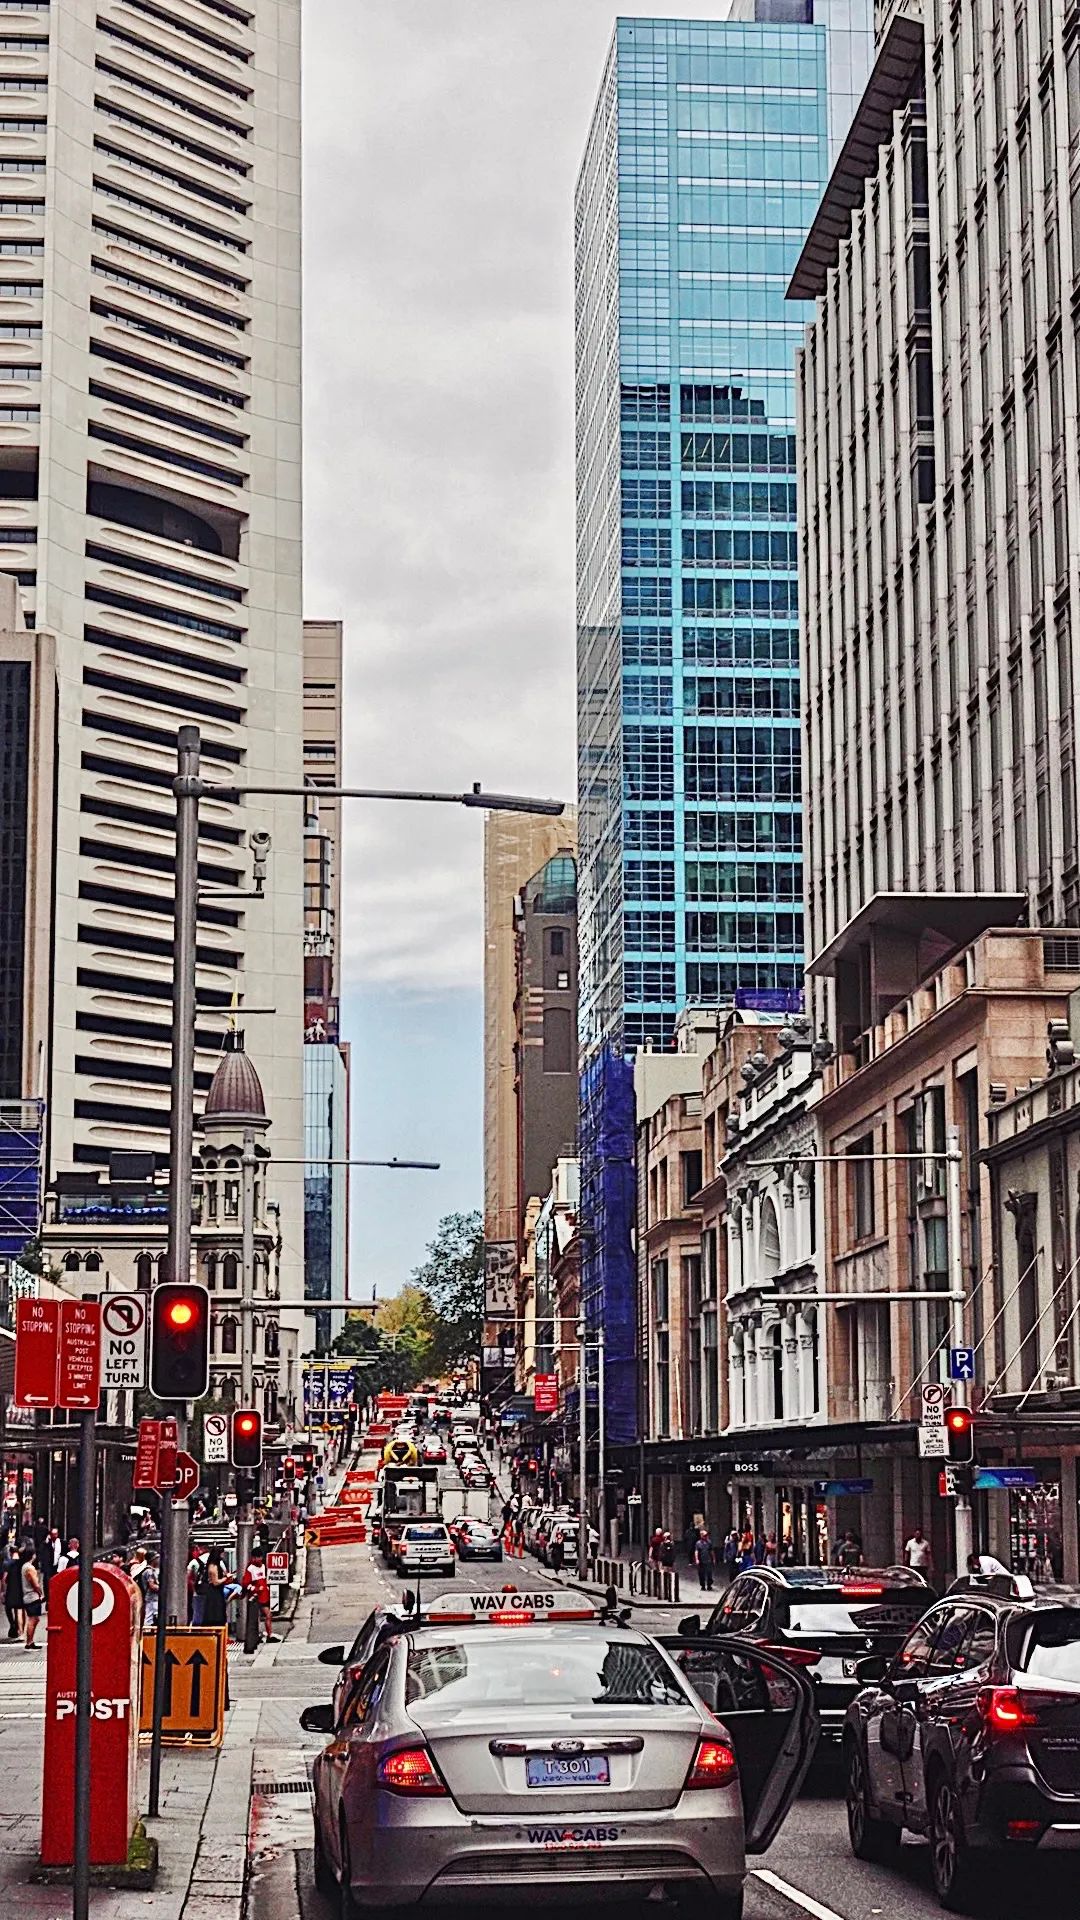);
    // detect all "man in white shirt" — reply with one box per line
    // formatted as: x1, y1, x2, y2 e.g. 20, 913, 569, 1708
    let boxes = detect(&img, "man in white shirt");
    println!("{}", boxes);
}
904, 1526, 933, 1573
